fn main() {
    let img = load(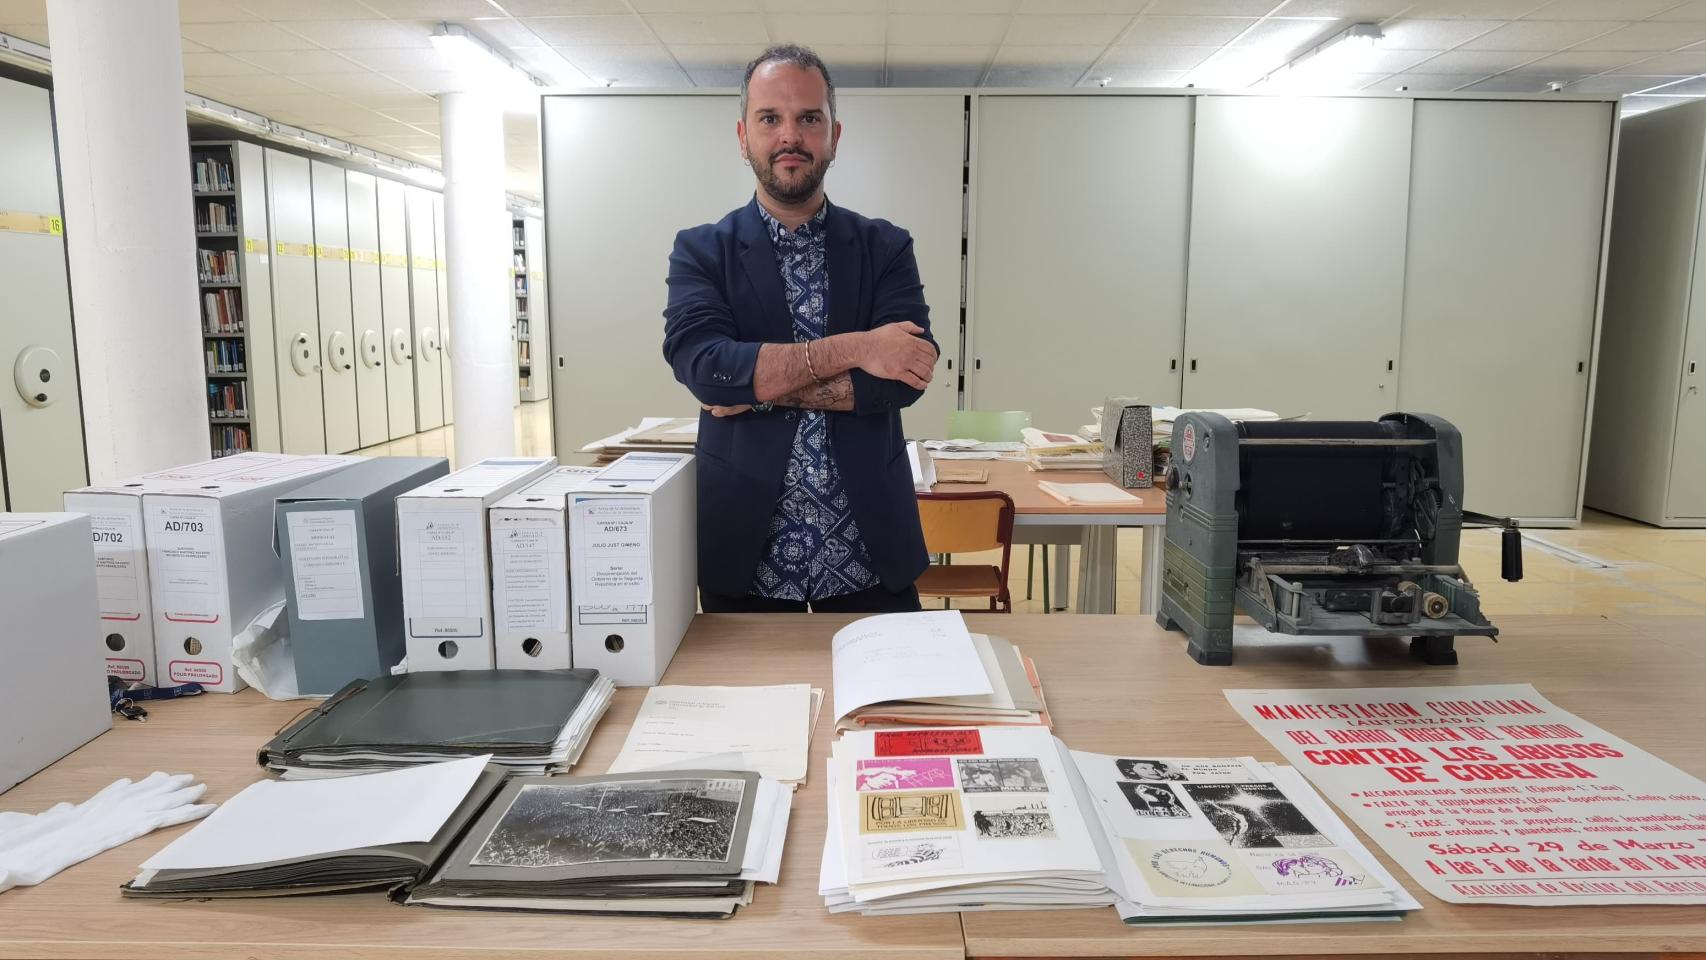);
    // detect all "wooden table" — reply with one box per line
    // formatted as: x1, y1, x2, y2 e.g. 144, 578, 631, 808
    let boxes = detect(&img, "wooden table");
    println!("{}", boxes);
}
6, 614, 1704, 960
928, 457, 1166, 615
